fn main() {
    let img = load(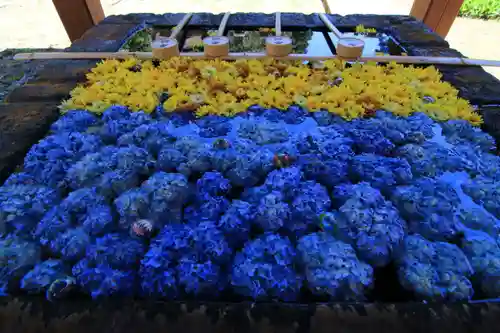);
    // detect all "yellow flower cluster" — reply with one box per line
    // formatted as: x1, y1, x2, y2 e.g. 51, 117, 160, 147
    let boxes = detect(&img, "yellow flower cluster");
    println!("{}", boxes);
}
60, 57, 481, 125
355, 25, 377, 34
